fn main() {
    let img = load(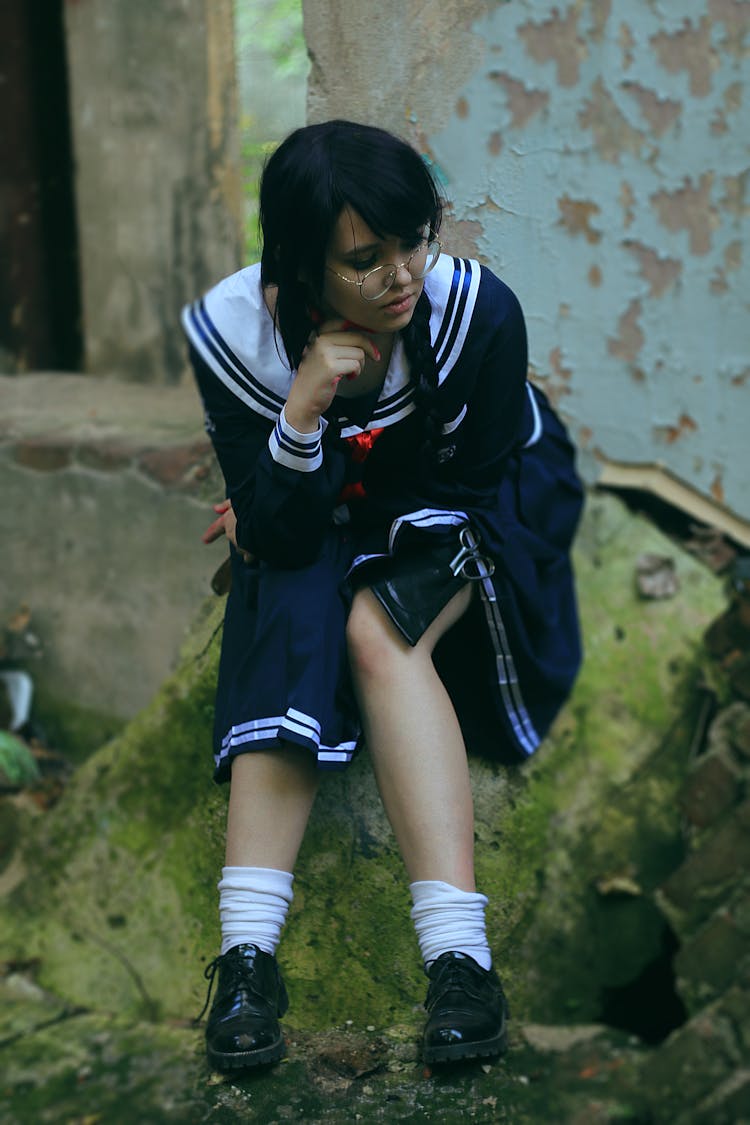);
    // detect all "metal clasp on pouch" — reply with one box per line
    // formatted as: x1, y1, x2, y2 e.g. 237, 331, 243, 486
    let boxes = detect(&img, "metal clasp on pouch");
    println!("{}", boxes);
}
449, 526, 495, 580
